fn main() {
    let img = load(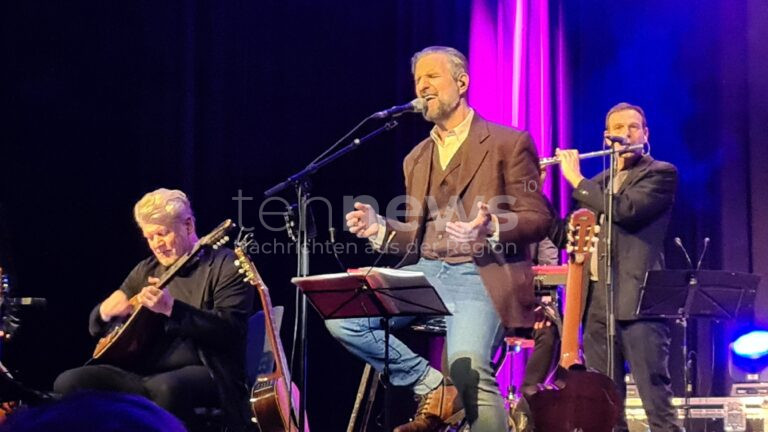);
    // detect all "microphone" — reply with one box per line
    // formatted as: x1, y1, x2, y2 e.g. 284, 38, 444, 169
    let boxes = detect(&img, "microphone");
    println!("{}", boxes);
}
696, 237, 710, 270
328, 226, 347, 272
605, 136, 629, 145
674, 237, 693, 269
372, 98, 425, 119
